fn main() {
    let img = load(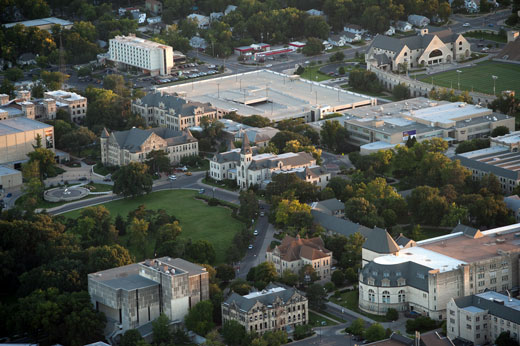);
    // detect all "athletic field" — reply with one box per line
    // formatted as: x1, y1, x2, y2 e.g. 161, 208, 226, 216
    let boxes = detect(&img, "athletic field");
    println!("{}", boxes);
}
418, 61, 520, 96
